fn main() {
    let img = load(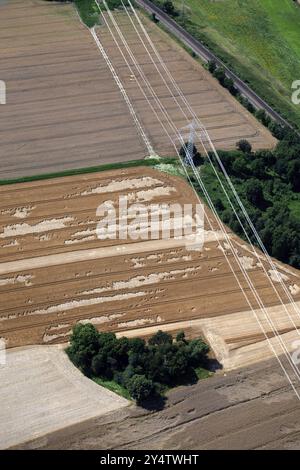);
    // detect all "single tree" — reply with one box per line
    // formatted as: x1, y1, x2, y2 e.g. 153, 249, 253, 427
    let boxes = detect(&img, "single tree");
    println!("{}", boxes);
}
236, 139, 252, 154
214, 198, 225, 212
208, 60, 217, 74
148, 330, 173, 346
163, 1, 176, 16
126, 374, 156, 403
66, 323, 100, 375
213, 67, 226, 86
